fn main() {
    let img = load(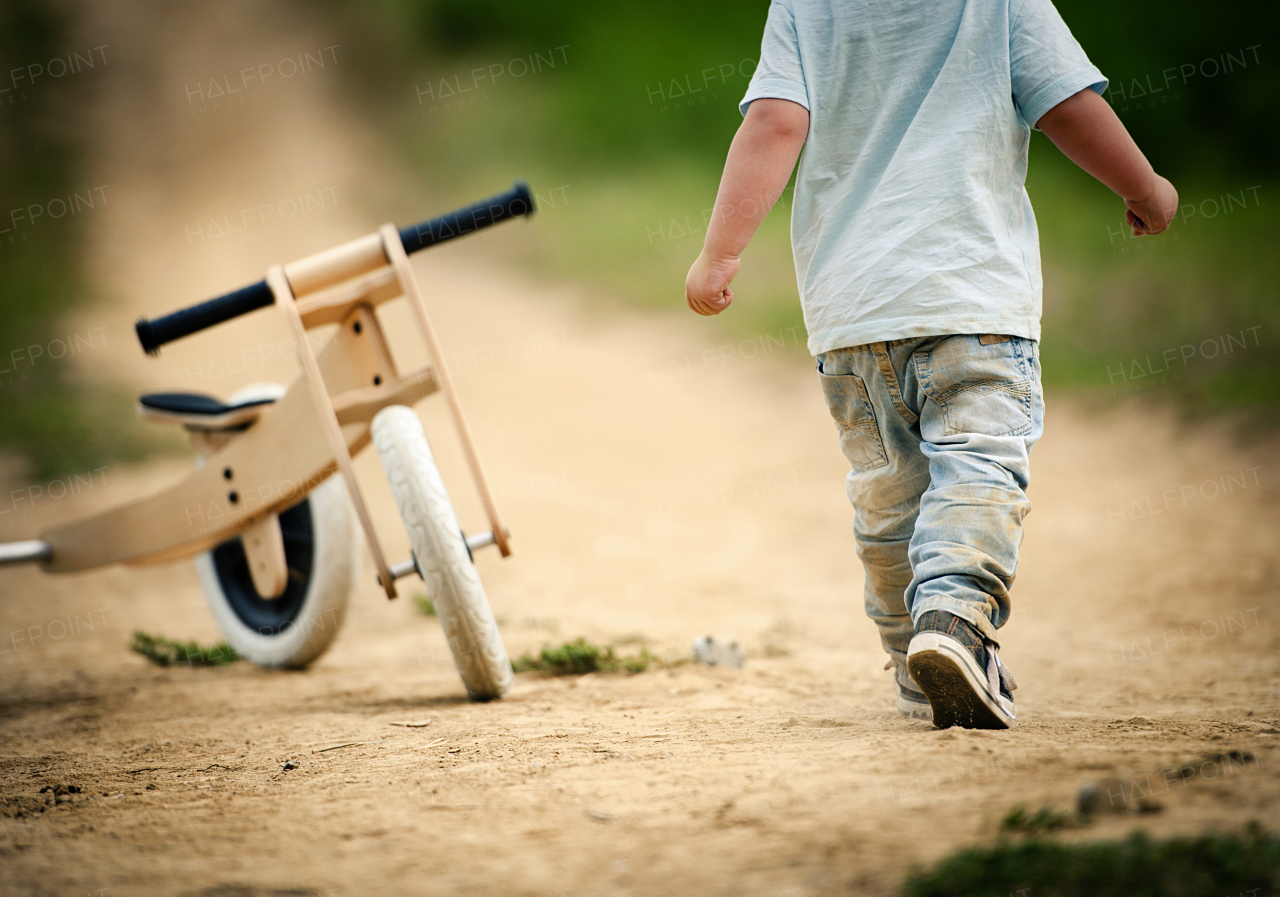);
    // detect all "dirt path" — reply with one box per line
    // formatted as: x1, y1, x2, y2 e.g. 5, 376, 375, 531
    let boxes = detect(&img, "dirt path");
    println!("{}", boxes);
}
2, 2, 1279, 895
